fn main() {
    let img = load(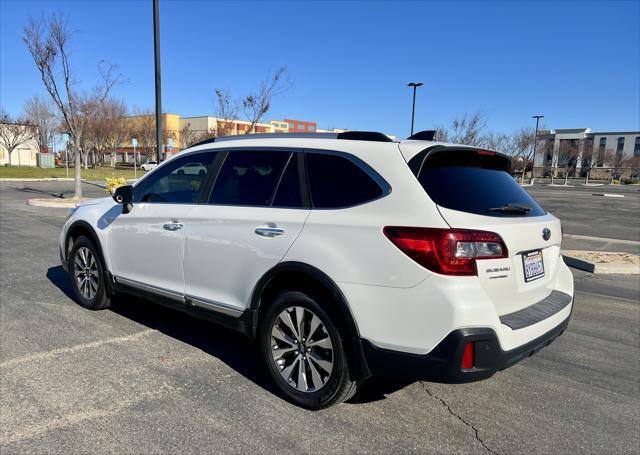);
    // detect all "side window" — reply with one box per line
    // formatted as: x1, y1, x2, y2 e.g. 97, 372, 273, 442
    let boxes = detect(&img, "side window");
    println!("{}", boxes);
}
209, 150, 291, 206
306, 152, 384, 208
133, 152, 216, 203
272, 153, 304, 208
